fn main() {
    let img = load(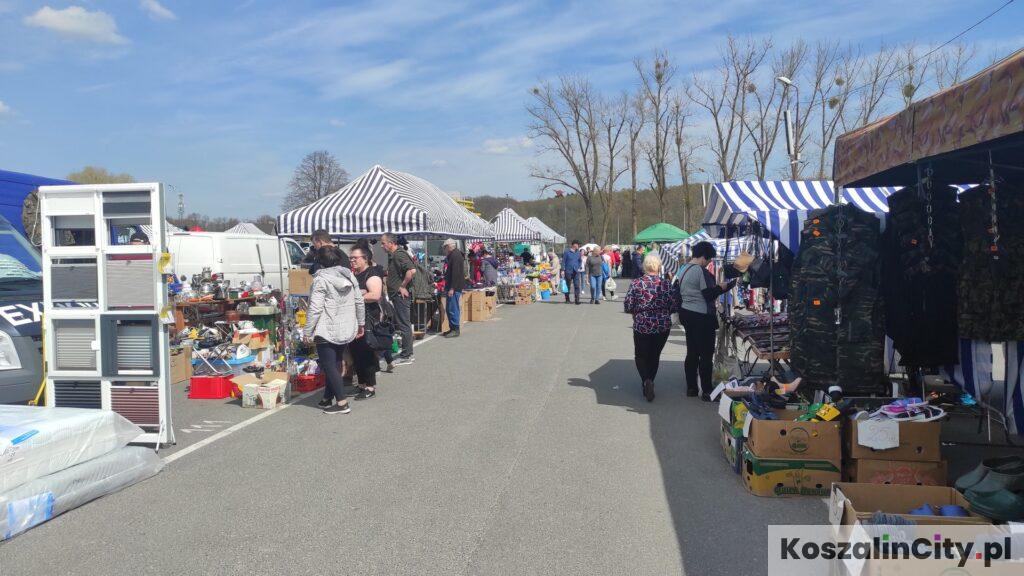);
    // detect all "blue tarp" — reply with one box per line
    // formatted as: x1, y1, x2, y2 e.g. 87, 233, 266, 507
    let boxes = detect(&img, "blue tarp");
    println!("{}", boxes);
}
0, 169, 75, 238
